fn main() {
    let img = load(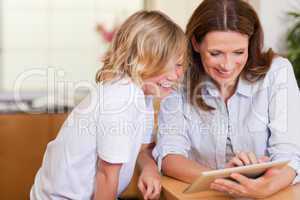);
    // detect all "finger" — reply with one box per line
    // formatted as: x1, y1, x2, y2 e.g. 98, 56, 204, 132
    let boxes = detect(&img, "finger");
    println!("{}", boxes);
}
258, 156, 271, 163
149, 181, 161, 199
230, 173, 252, 187
248, 152, 258, 164
210, 183, 229, 193
230, 157, 244, 167
227, 190, 241, 197
138, 181, 146, 197
144, 184, 154, 200
237, 152, 250, 165
214, 178, 247, 194
211, 183, 242, 197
